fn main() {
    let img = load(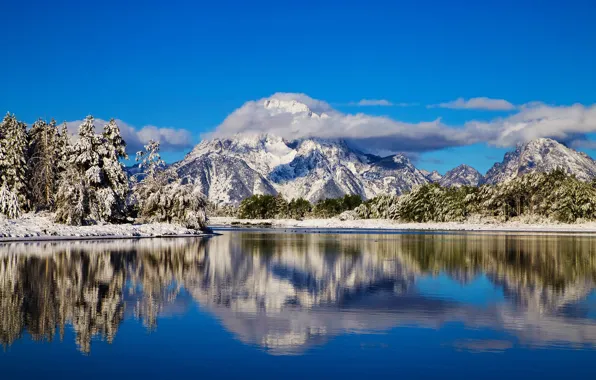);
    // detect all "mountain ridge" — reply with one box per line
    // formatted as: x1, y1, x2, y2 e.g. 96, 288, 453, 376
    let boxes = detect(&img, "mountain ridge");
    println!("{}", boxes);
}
171, 98, 596, 205
174, 133, 430, 205
482, 138, 596, 185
